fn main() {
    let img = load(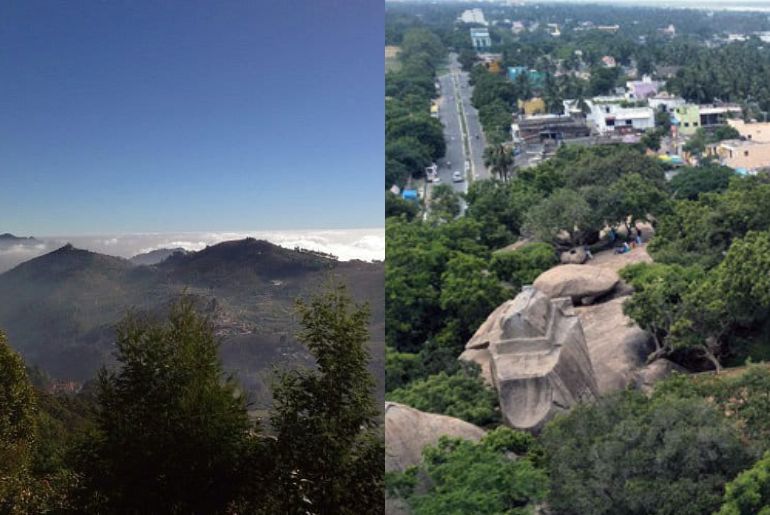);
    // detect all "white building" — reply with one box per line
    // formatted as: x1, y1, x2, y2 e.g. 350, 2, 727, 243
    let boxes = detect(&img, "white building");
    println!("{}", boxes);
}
470, 28, 492, 50
585, 97, 655, 135
648, 92, 686, 113
459, 8, 488, 26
